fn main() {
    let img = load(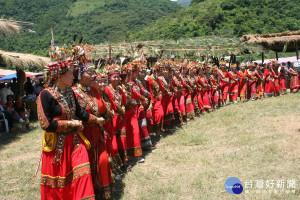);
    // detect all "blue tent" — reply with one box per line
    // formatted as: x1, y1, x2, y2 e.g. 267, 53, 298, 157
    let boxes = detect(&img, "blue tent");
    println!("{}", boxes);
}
0, 73, 17, 80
